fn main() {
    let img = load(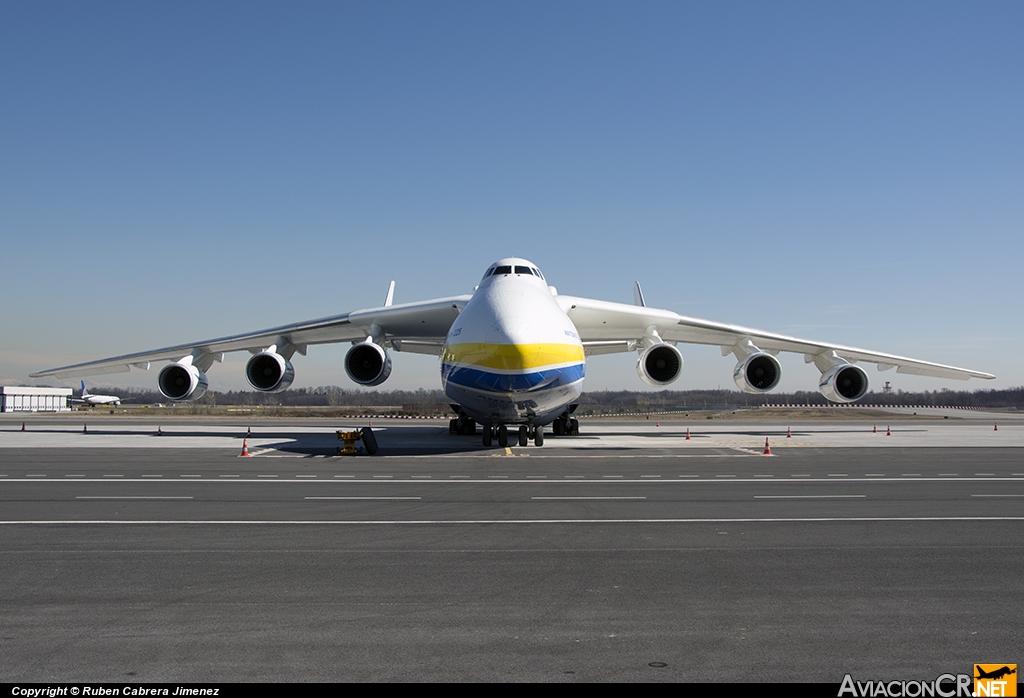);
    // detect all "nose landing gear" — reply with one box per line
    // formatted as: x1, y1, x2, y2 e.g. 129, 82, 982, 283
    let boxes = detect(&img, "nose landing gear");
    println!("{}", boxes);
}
480, 423, 545, 447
